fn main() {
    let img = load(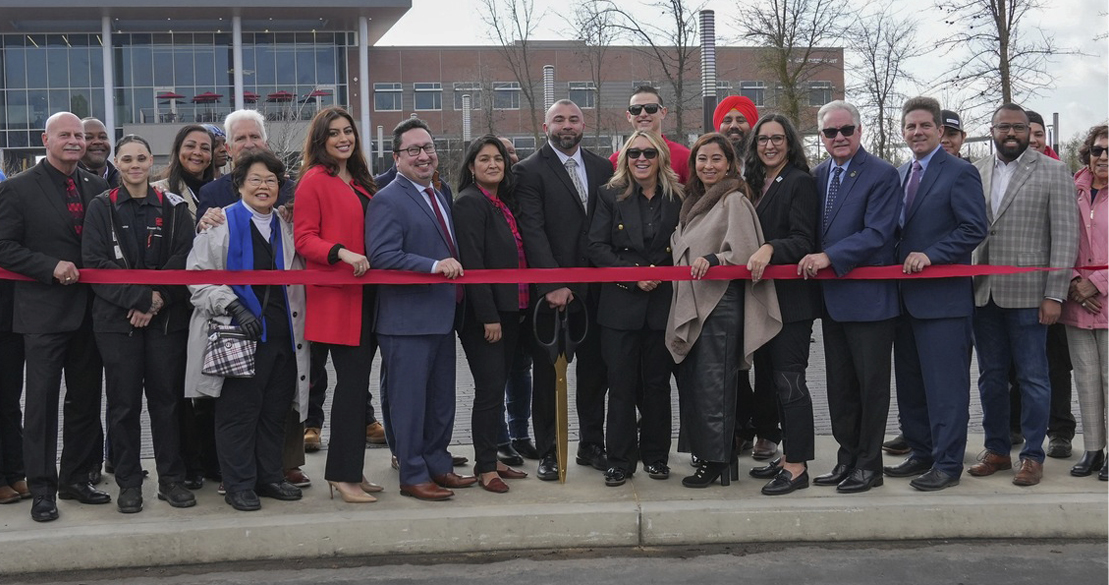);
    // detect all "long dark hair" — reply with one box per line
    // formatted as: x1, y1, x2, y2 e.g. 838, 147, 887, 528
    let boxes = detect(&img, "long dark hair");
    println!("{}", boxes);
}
300, 106, 376, 195
457, 134, 516, 209
744, 114, 809, 197
686, 132, 746, 200
161, 124, 214, 194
